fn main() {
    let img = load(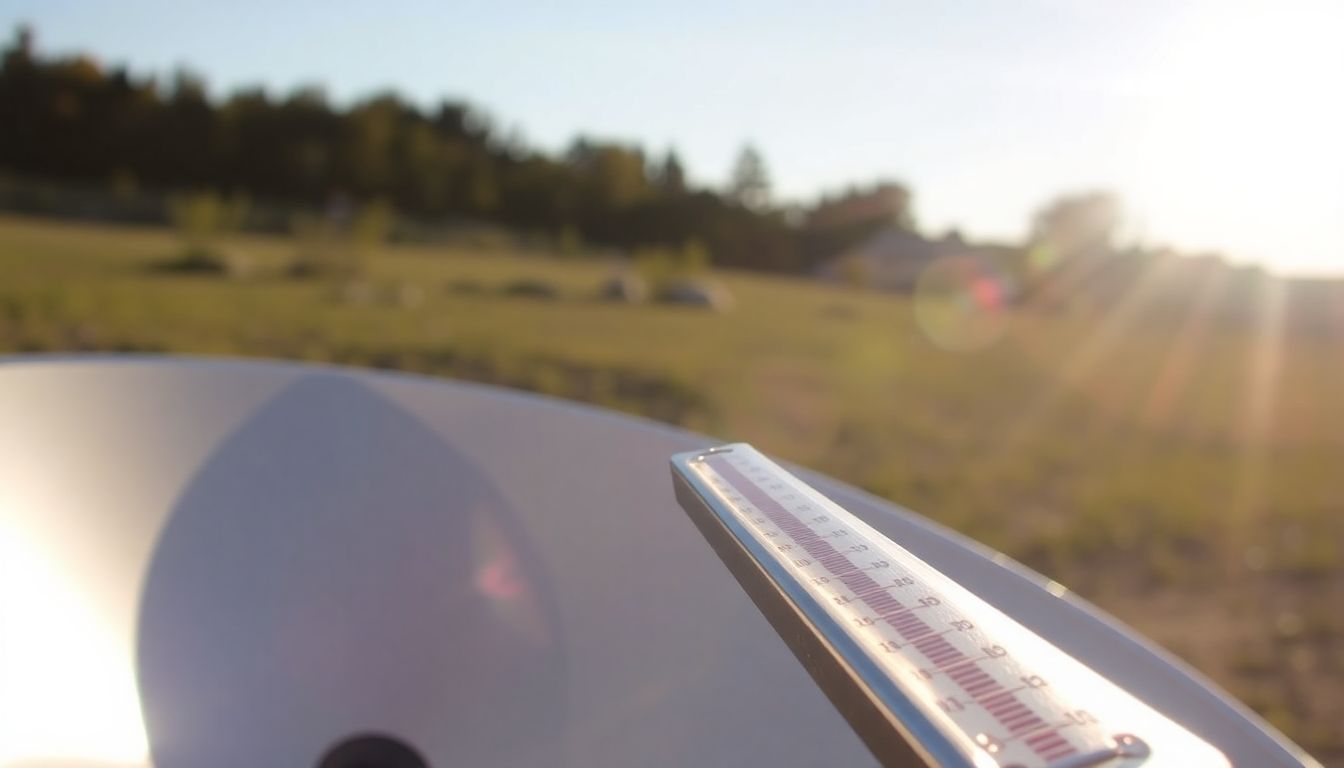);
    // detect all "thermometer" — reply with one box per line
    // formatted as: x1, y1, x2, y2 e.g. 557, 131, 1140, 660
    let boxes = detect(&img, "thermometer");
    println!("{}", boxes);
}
670, 443, 1230, 768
